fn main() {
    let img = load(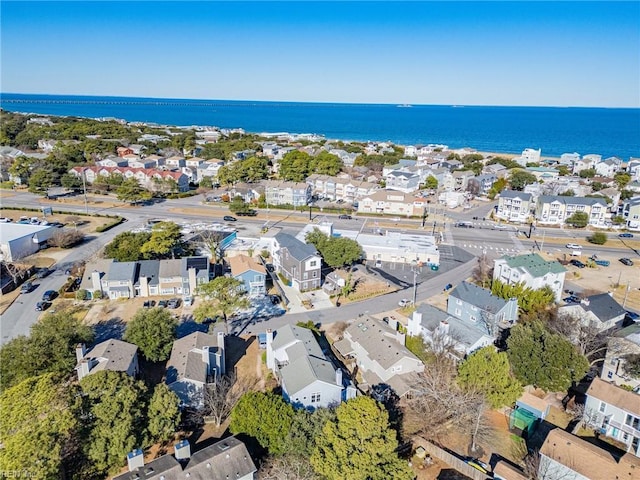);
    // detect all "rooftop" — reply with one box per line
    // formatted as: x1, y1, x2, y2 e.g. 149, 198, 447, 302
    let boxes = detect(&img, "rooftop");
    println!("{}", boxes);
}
449, 281, 509, 314
586, 377, 640, 416
499, 253, 566, 277
228, 254, 266, 276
